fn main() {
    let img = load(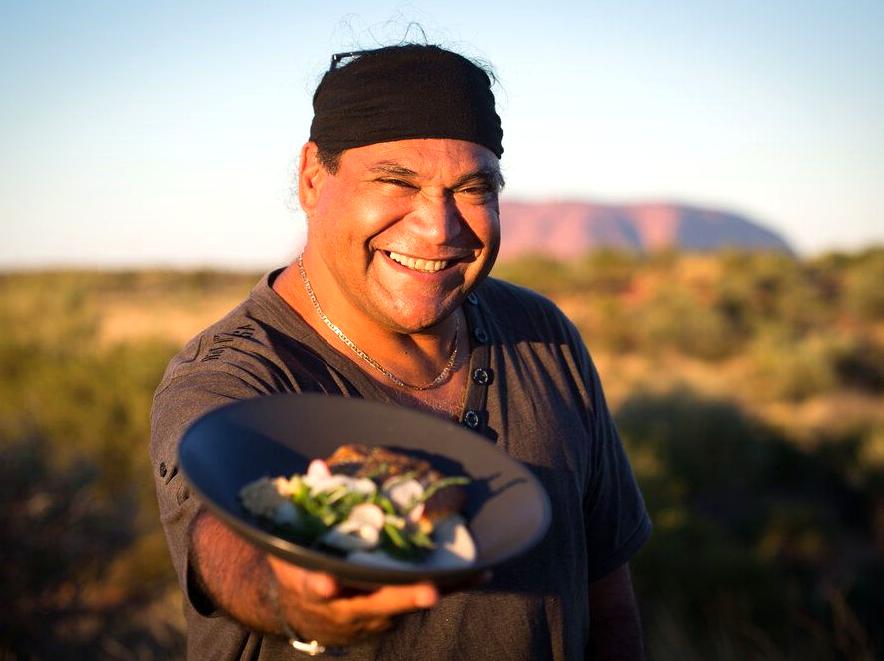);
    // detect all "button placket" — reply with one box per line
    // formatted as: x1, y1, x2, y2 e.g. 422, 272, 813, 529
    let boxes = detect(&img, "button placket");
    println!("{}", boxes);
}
462, 293, 492, 437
